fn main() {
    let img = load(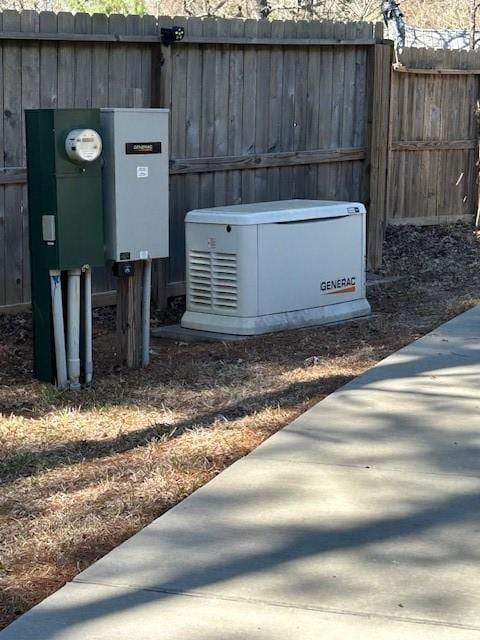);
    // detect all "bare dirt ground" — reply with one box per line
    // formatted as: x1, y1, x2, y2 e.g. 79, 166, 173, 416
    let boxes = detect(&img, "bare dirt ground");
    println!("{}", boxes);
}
1, 223, 480, 630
